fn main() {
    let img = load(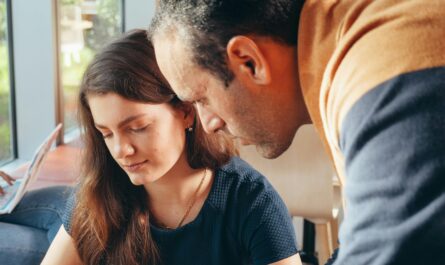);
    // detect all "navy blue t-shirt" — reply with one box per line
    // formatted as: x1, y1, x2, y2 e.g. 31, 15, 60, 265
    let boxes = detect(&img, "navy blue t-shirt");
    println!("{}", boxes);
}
63, 157, 298, 265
